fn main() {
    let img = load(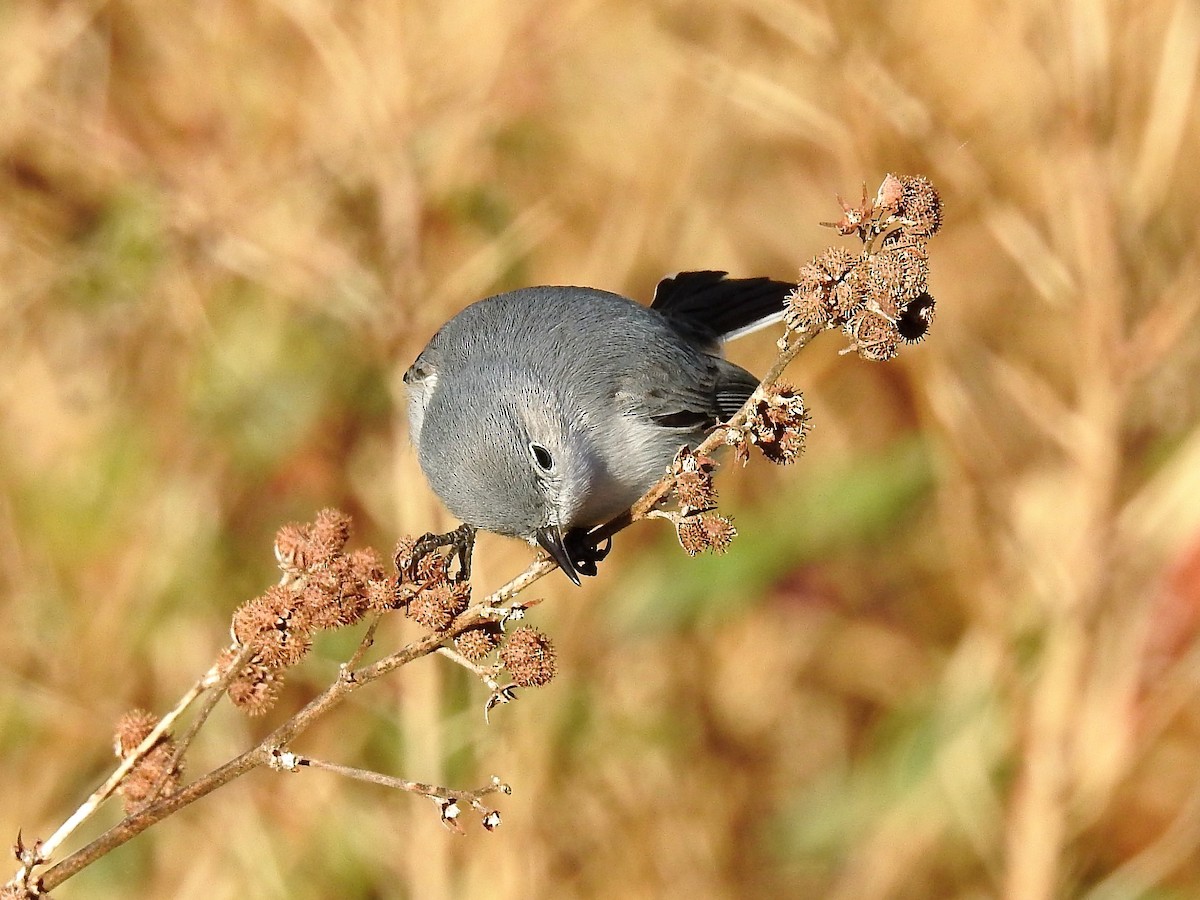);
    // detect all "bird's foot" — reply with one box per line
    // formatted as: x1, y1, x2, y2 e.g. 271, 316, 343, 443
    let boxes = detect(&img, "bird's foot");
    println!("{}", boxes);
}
408, 523, 476, 583
563, 529, 613, 578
